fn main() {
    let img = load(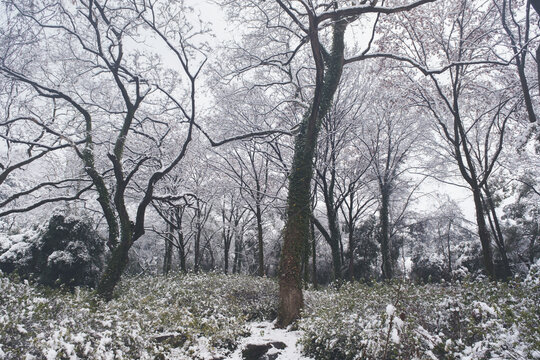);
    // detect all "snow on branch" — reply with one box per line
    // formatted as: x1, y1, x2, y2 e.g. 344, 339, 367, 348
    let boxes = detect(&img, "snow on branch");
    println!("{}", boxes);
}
317, 0, 436, 23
